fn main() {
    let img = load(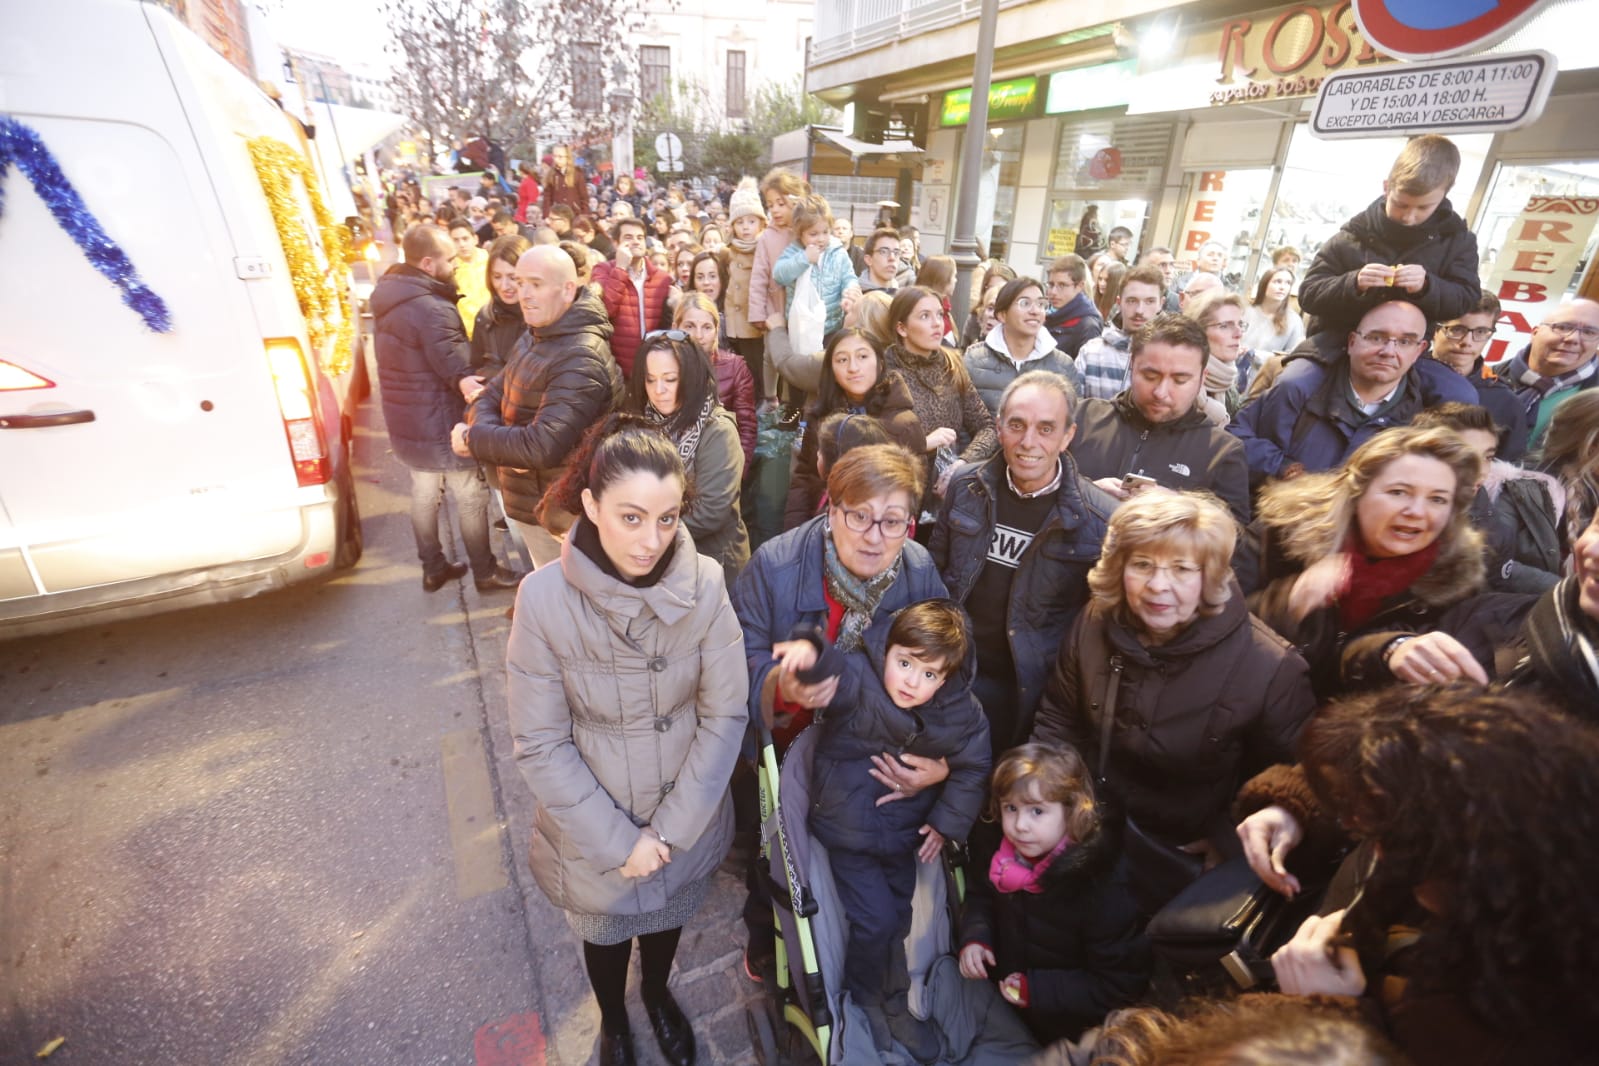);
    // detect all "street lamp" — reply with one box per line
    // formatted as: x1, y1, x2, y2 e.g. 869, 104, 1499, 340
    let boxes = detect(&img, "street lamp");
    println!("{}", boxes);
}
947, 0, 1000, 324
